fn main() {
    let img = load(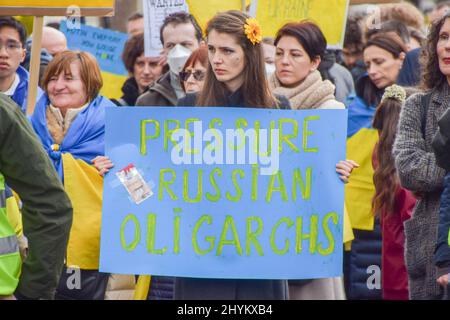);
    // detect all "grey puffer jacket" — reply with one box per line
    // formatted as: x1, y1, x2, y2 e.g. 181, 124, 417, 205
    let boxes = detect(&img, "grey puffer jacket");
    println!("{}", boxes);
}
393, 85, 450, 300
